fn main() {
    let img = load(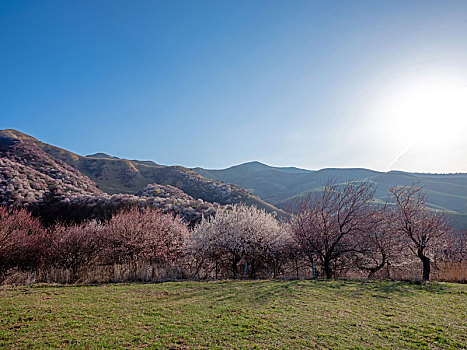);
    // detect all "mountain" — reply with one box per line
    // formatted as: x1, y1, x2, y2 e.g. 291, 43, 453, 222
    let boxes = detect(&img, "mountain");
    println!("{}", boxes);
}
0, 130, 243, 224
0, 130, 280, 214
2, 129, 465, 229
194, 162, 467, 230
194, 162, 380, 205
